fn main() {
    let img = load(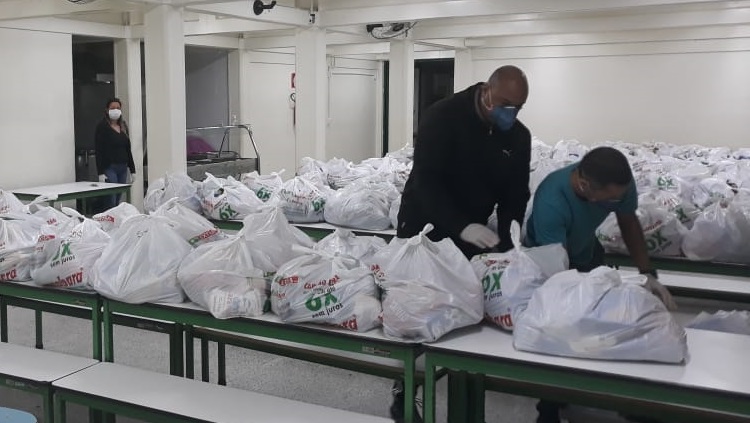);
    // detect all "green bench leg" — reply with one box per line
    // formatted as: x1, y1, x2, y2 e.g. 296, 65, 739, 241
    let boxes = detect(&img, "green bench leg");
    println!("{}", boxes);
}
170, 323, 184, 377
35, 310, 44, 349
92, 299, 102, 361
200, 338, 210, 383
403, 348, 416, 423
424, 354, 437, 423
0, 296, 7, 342
218, 342, 227, 386
54, 394, 67, 423
185, 325, 195, 379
